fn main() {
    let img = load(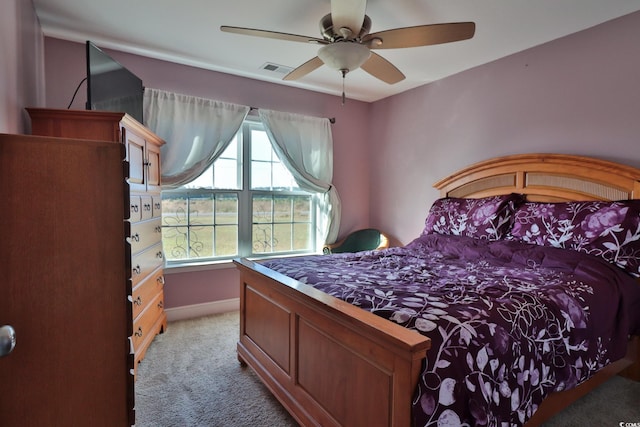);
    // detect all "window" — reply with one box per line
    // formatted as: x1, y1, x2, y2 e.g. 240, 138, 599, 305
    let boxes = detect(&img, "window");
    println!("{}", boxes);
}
161, 119, 317, 264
